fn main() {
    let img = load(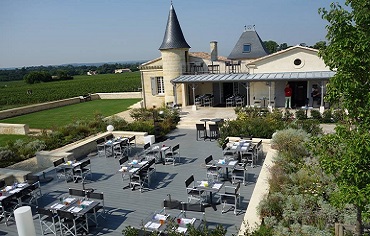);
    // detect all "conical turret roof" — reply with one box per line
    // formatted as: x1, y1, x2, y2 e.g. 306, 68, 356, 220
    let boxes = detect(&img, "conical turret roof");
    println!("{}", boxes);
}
159, 3, 190, 50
